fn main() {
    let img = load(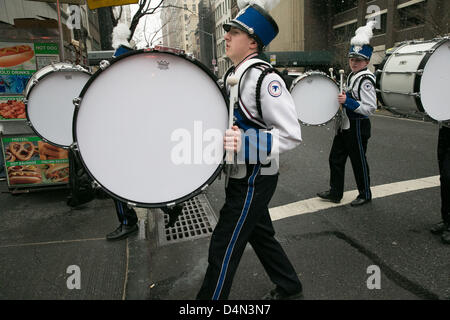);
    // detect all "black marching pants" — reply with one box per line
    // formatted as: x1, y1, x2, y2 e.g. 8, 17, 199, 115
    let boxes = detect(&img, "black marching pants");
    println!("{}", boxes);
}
196, 164, 302, 300
329, 118, 372, 200
113, 199, 138, 226
438, 126, 450, 223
